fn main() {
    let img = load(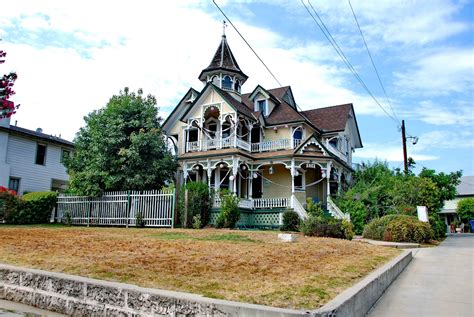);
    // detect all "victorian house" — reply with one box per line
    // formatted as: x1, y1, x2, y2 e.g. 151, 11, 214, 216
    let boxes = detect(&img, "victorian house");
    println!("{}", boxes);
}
162, 34, 362, 227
